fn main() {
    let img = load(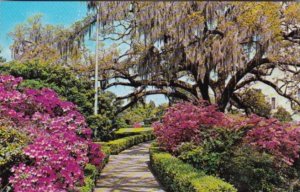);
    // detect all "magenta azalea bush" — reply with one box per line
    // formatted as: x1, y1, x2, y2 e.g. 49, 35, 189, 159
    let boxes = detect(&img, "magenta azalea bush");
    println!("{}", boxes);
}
154, 101, 300, 166
153, 101, 230, 152
0, 75, 104, 192
244, 115, 300, 165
